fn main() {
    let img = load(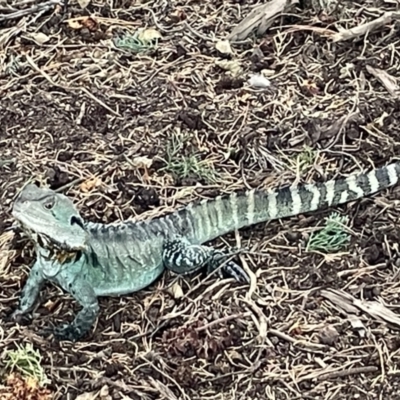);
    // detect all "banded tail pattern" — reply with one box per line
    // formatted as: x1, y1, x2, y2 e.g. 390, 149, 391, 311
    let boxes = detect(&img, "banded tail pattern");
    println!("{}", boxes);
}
178, 161, 400, 244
